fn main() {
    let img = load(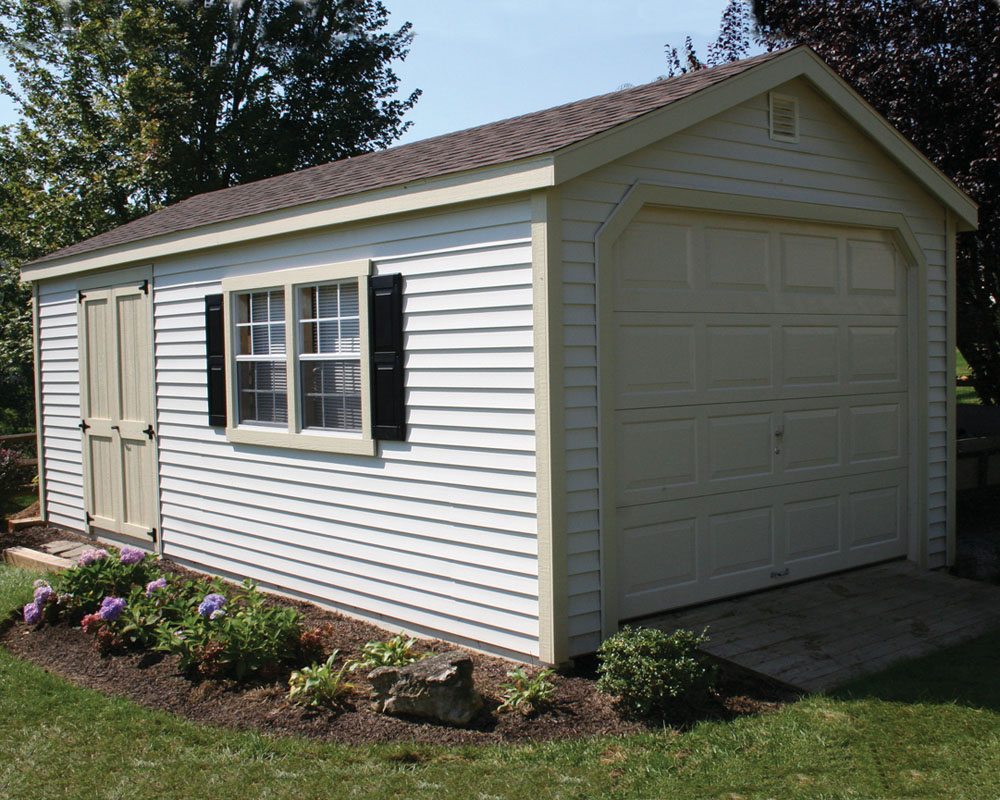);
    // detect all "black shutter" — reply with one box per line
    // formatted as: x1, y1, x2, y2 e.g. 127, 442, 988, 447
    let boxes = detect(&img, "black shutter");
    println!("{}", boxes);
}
368, 274, 406, 441
205, 294, 227, 427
